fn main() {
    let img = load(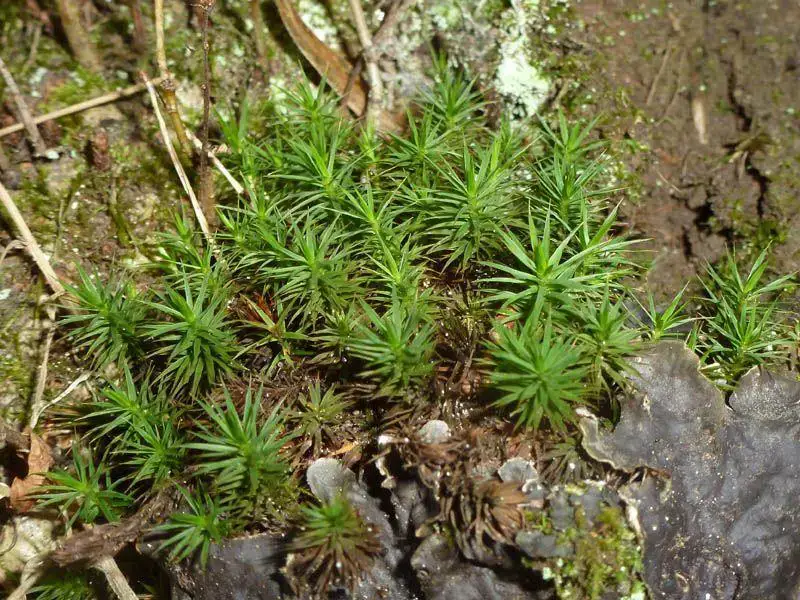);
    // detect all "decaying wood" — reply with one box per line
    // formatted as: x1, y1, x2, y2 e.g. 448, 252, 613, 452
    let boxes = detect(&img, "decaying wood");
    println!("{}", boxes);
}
52, 491, 172, 566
